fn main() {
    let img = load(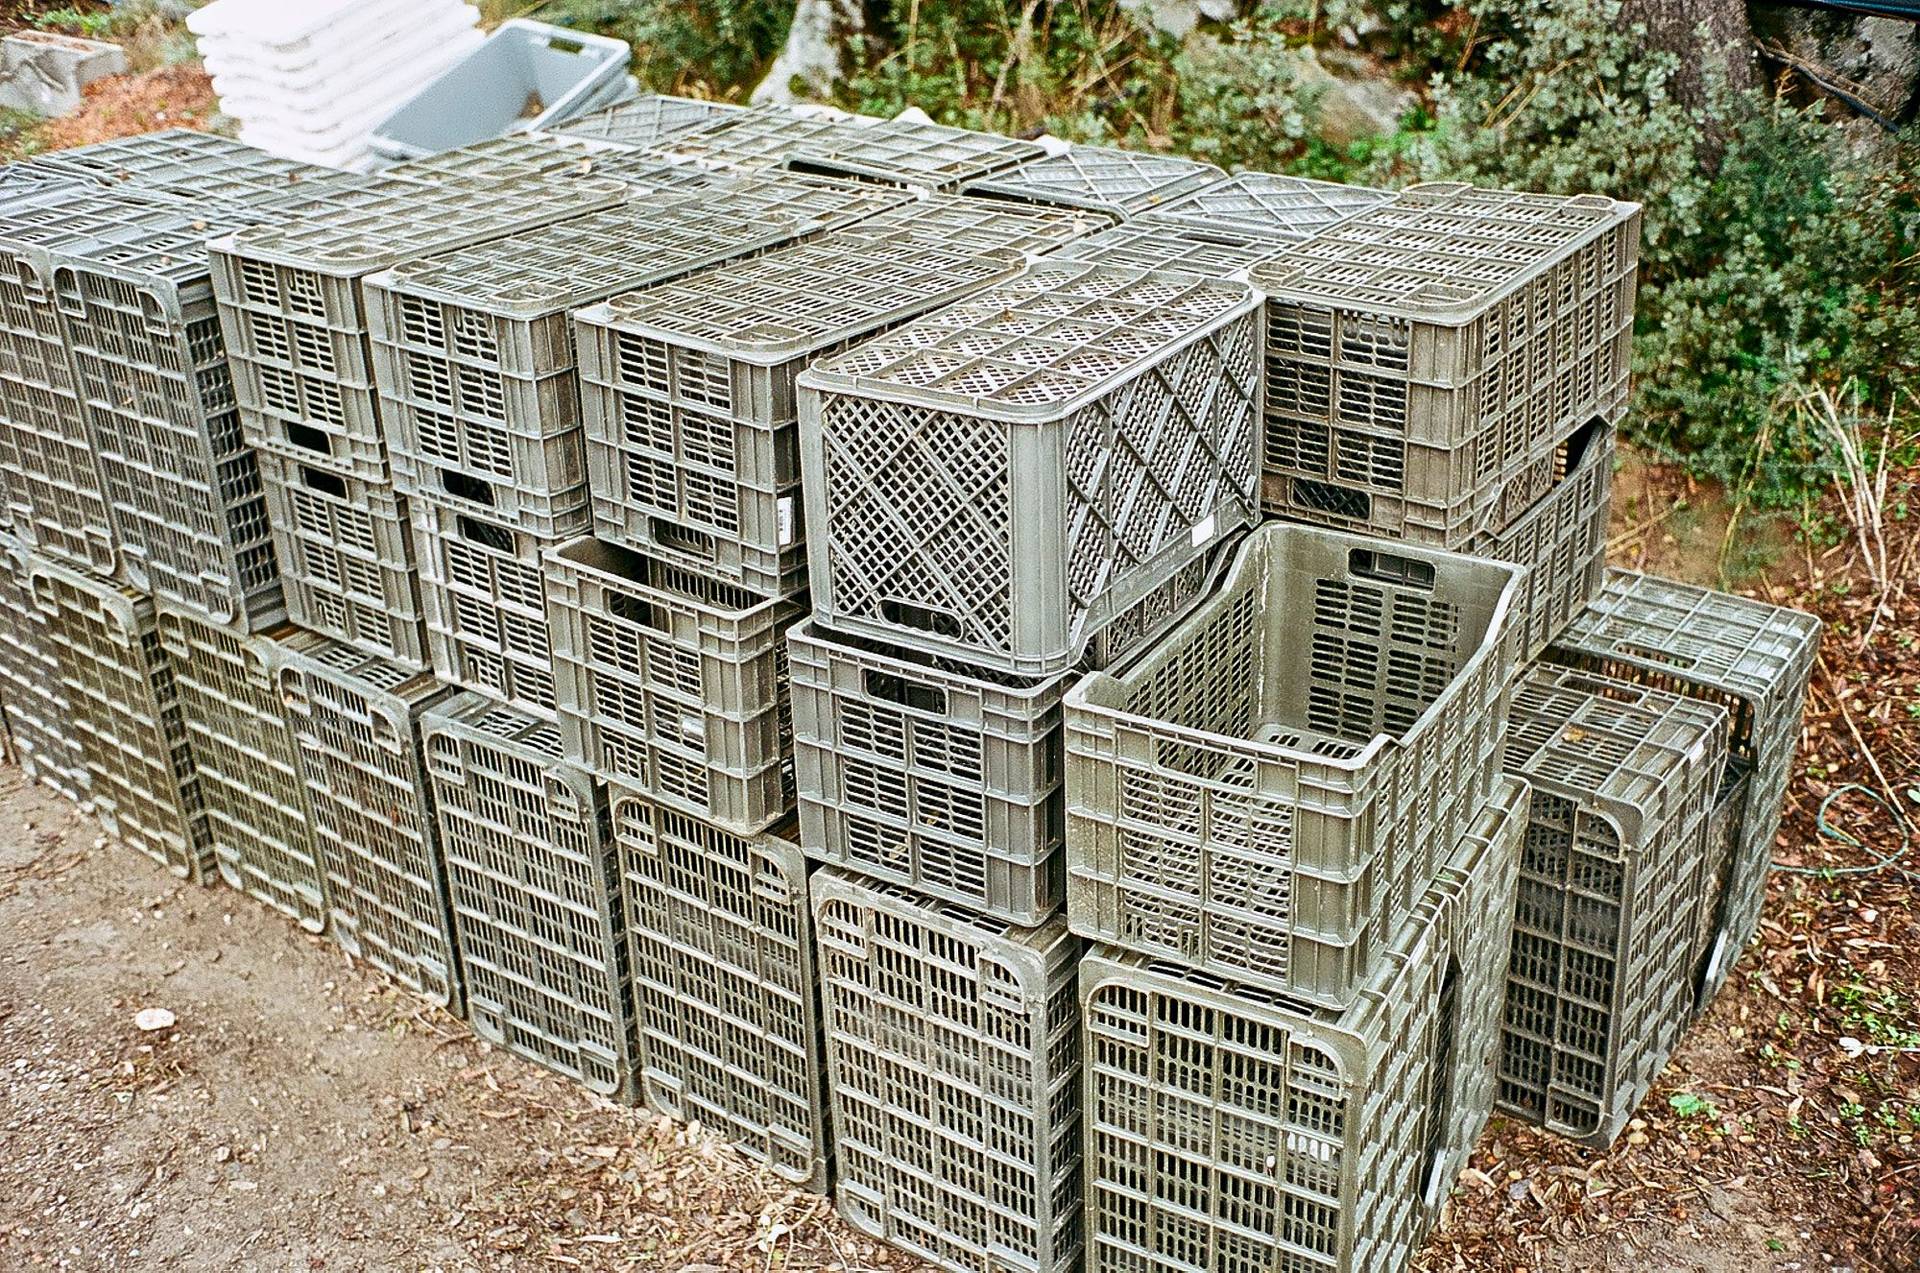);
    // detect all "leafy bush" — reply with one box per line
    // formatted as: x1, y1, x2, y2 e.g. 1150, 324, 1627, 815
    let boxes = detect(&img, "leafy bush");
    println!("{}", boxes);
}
534, 0, 792, 96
